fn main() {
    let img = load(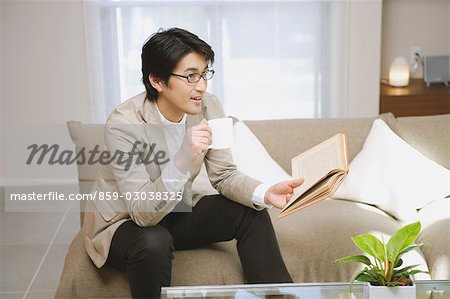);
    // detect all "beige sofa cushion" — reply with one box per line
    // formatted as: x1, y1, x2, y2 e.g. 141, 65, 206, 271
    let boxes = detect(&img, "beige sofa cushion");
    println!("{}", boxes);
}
269, 198, 428, 283
66, 122, 104, 196
56, 232, 244, 298
417, 198, 450, 280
